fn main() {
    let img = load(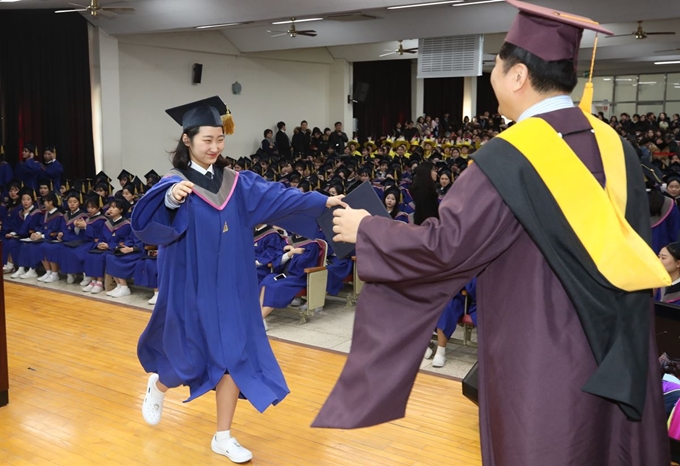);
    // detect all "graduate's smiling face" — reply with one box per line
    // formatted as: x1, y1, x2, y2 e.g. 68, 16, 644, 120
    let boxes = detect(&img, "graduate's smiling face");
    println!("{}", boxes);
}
184, 126, 225, 170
